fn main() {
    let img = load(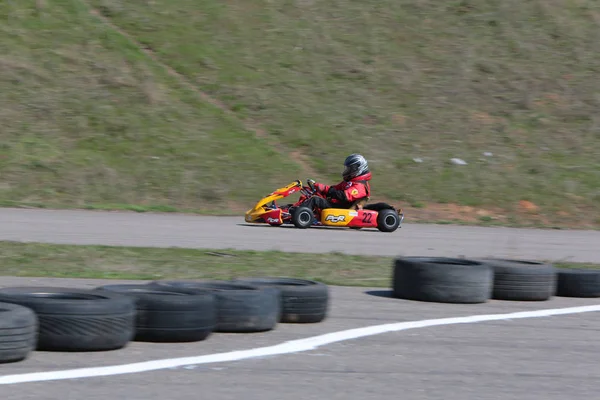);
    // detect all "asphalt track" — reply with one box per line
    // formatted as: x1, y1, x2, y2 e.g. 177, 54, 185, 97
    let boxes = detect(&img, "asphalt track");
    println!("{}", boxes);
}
1, 208, 599, 399
0, 208, 599, 262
